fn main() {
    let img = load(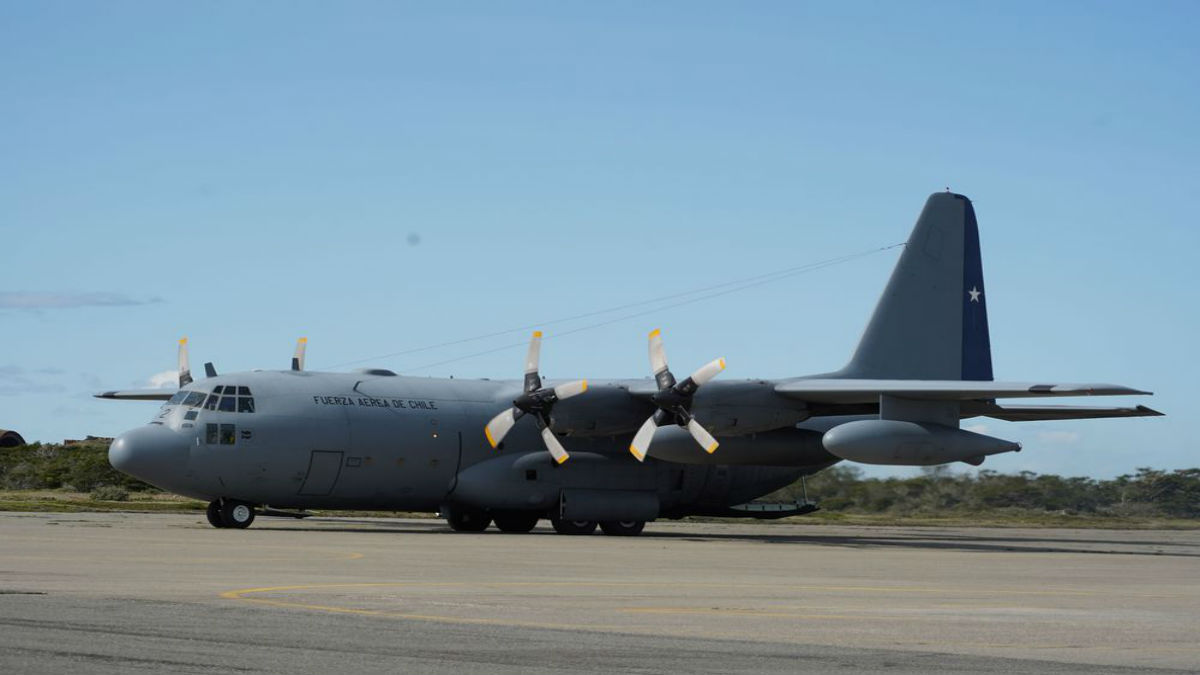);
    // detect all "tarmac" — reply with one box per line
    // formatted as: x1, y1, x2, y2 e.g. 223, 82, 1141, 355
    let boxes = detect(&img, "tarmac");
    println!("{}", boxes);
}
0, 512, 1198, 674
